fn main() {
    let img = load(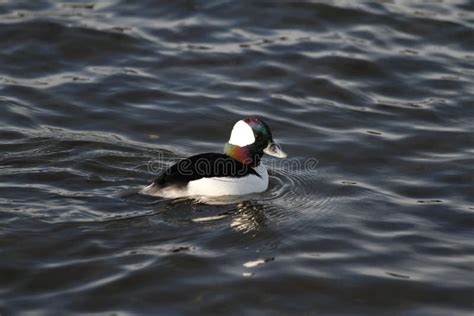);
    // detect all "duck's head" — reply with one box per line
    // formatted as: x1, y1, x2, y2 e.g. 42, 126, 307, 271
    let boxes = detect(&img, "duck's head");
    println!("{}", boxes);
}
224, 117, 287, 166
